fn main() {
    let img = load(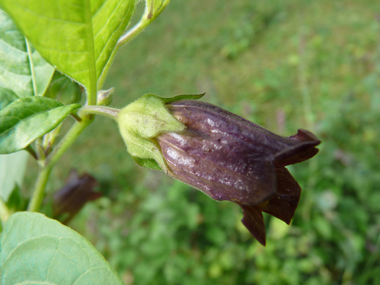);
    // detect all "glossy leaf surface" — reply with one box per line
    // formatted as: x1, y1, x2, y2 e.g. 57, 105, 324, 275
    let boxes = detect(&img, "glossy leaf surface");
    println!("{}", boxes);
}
0, 212, 123, 285
0, 97, 80, 153
0, 0, 135, 91
0, 8, 54, 102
